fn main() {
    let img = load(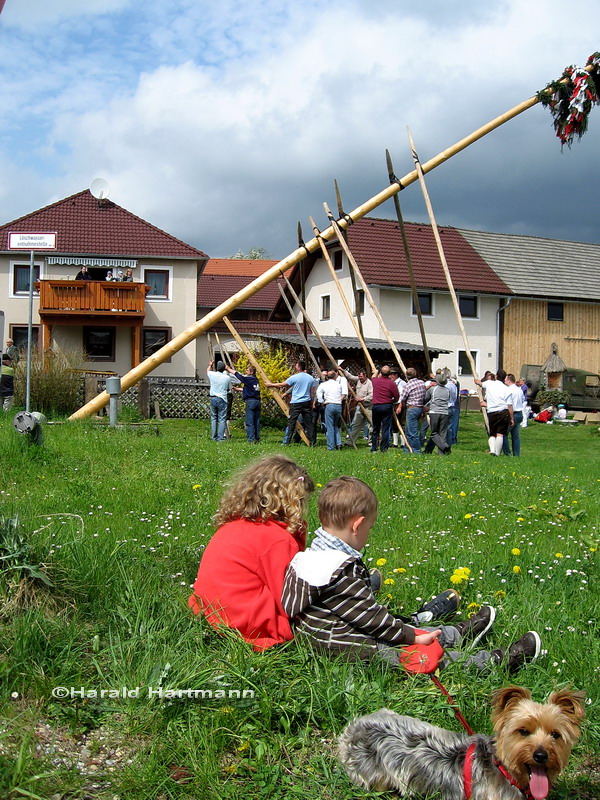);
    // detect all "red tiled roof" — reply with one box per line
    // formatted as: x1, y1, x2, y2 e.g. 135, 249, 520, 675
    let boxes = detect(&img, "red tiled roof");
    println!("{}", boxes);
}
204, 258, 278, 276
344, 218, 511, 295
0, 190, 208, 260
197, 274, 280, 310
210, 320, 301, 336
